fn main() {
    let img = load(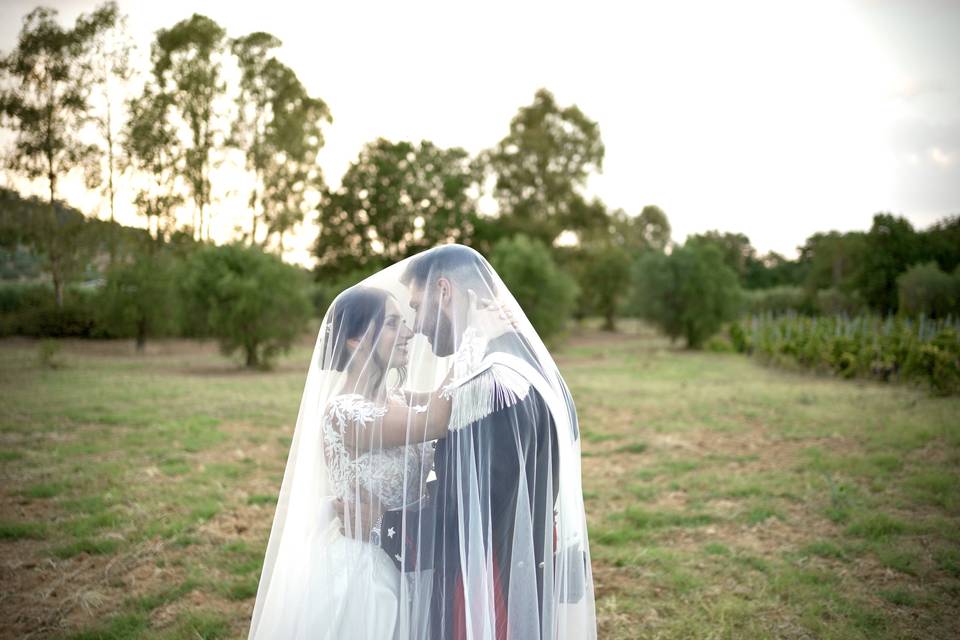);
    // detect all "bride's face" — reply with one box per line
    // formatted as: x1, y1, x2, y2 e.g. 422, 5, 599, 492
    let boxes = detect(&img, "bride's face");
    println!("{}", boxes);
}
376, 298, 414, 369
